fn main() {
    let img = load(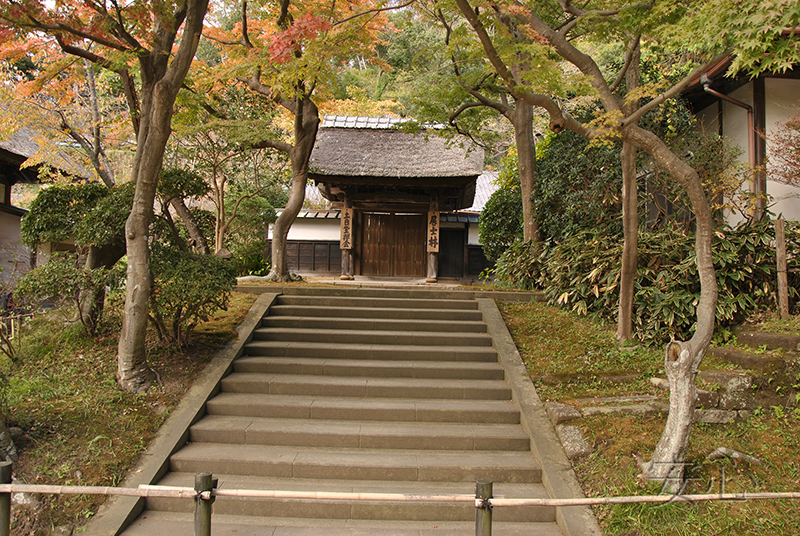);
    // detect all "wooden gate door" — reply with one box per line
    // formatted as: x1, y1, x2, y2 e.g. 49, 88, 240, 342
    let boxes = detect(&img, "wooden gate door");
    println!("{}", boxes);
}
361, 213, 426, 276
